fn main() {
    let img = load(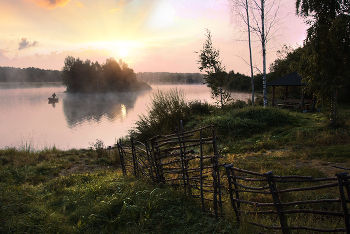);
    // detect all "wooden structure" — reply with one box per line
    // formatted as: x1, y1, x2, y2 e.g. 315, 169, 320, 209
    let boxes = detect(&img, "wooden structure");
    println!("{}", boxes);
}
225, 164, 350, 233
116, 124, 350, 232
117, 125, 224, 218
267, 72, 312, 109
